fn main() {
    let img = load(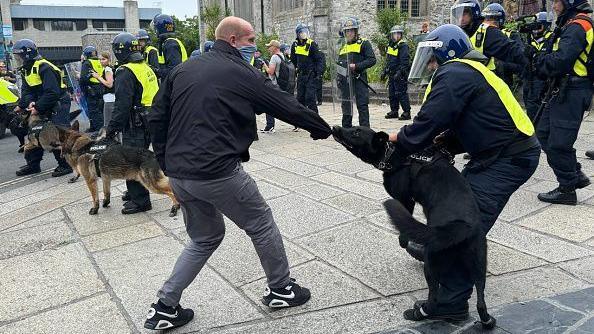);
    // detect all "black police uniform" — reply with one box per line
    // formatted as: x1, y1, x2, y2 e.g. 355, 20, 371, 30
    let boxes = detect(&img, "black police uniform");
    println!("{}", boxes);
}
385, 40, 411, 118
495, 29, 524, 88
523, 31, 553, 119
144, 45, 160, 74
393, 60, 540, 313
79, 58, 104, 132
106, 61, 153, 210
534, 12, 593, 194
338, 38, 376, 127
291, 38, 324, 113
18, 59, 72, 174
156, 35, 187, 79
316, 52, 326, 105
